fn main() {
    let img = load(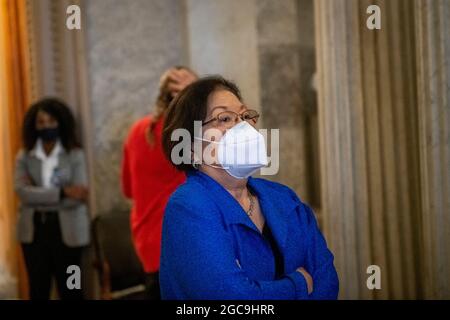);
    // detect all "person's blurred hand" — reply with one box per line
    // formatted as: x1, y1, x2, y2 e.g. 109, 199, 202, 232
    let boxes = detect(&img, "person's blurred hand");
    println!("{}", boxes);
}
167, 68, 197, 97
63, 185, 88, 201
297, 267, 314, 294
